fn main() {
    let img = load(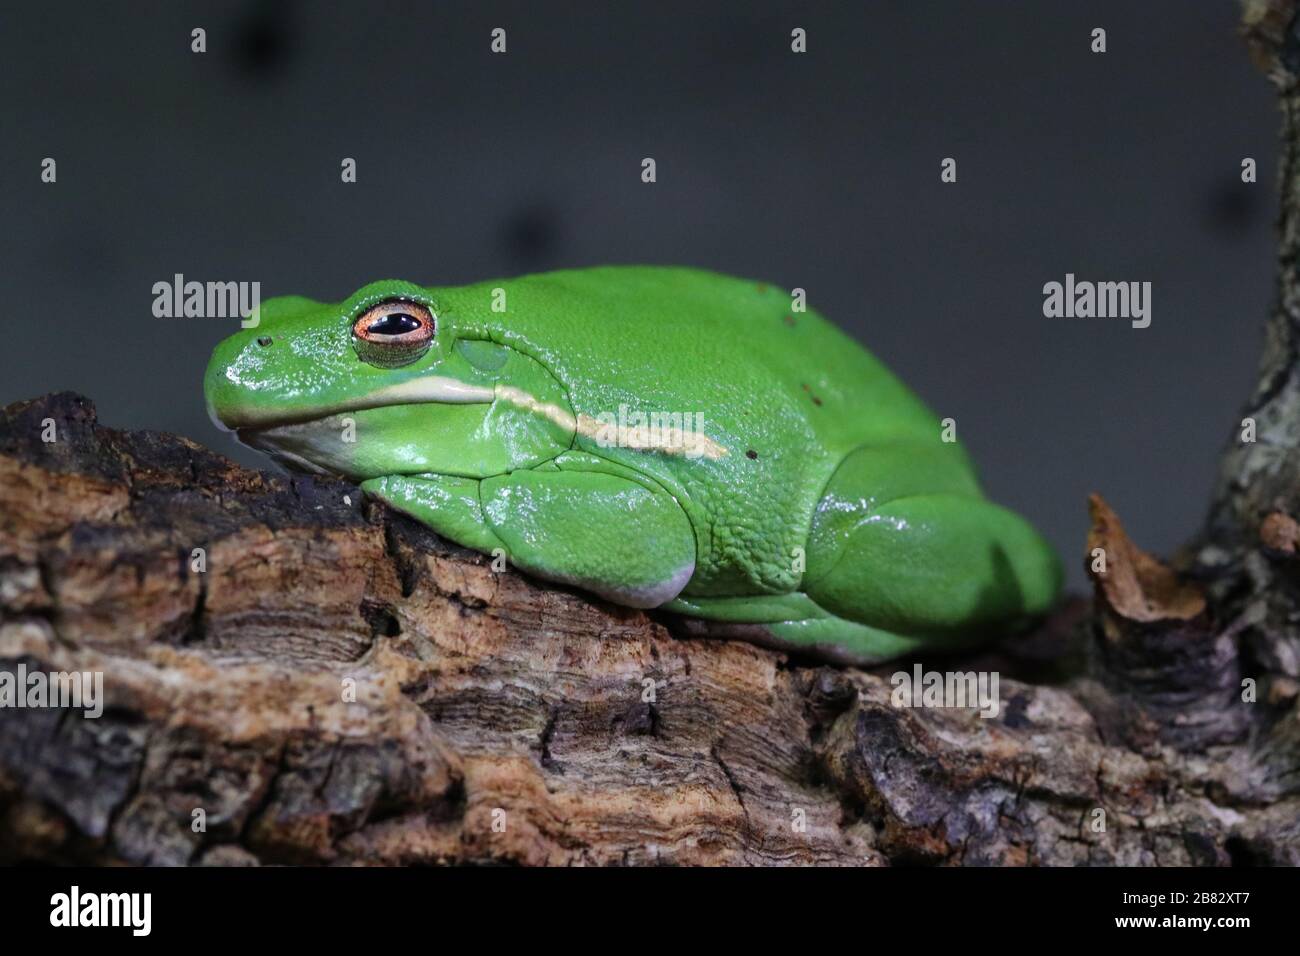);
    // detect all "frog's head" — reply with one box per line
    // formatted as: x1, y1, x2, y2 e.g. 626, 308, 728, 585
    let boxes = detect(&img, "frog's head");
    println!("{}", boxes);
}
204, 279, 567, 480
